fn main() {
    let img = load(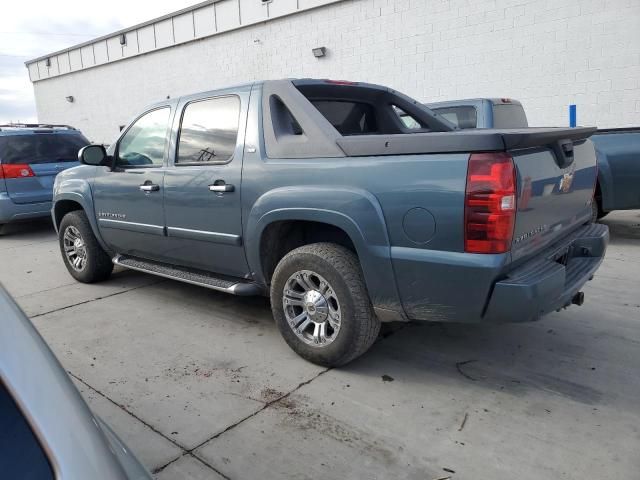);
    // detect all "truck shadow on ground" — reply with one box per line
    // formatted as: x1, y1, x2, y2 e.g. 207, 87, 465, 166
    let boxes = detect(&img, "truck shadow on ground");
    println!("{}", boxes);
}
600, 210, 640, 244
